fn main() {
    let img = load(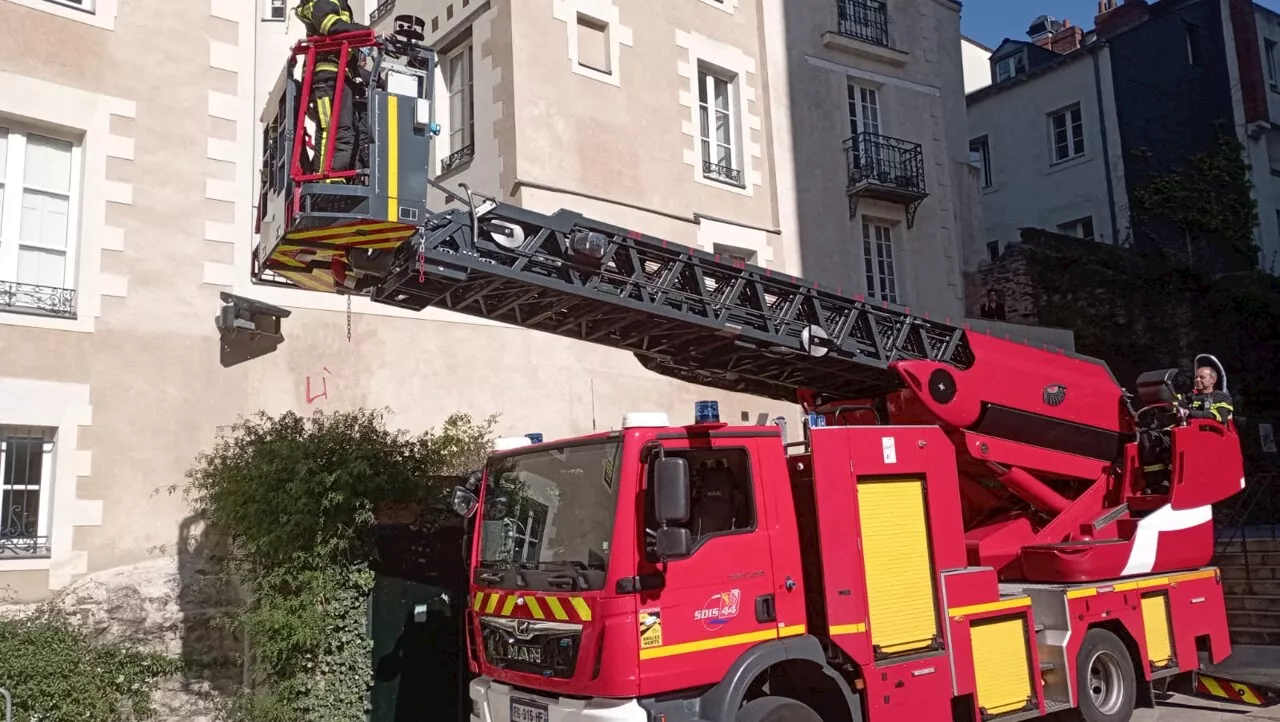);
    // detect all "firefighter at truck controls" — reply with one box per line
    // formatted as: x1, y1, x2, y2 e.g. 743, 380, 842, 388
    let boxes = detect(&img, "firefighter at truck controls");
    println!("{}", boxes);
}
1177, 364, 1234, 424
1141, 363, 1234, 494
293, 0, 367, 180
